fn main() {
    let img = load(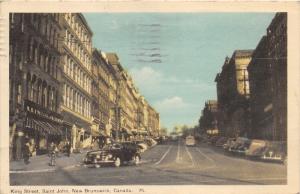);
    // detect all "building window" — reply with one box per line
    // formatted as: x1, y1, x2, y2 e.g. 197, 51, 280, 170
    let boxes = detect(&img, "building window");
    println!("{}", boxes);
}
33, 81, 37, 103
73, 90, 76, 110
9, 44, 13, 64
66, 85, 69, 108
80, 95, 83, 114
44, 55, 48, 73
53, 90, 56, 111
70, 88, 73, 109
17, 84, 22, 104
48, 56, 52, 75
63, 84, 66, 105
54, 64, 57, 79
42, 85, 47, 108
70, 61, 73, 78
34, 44, 38, 64
48, 87, 52, 110
75, 92, 78, 112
